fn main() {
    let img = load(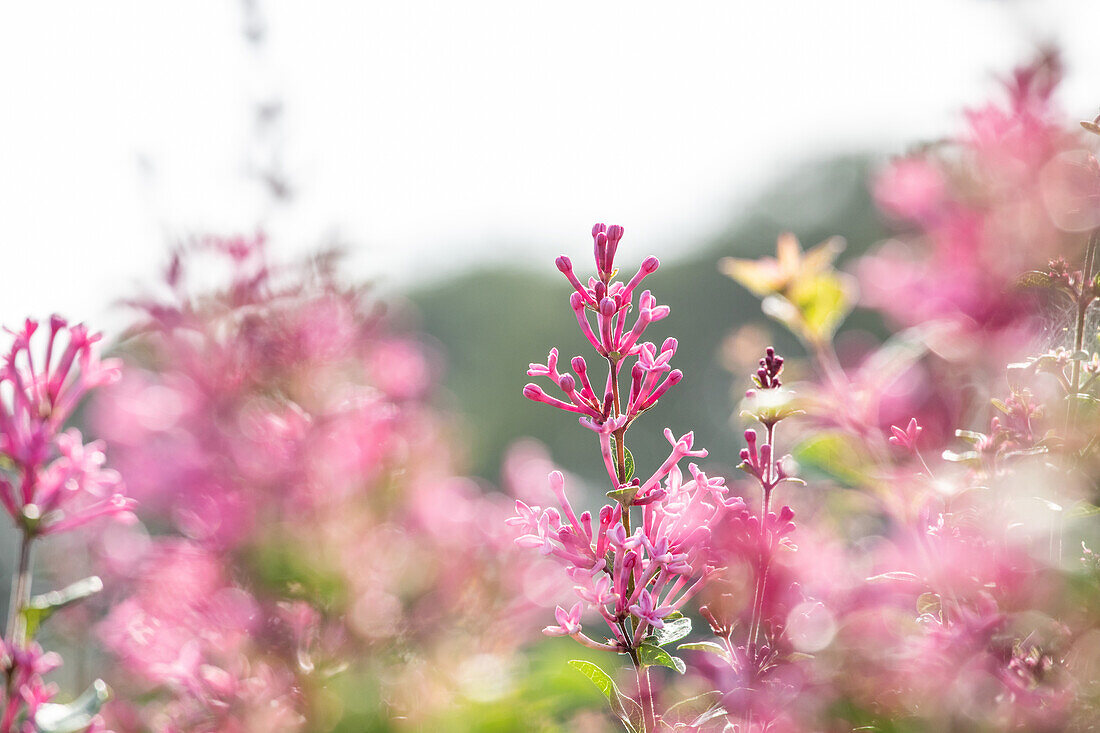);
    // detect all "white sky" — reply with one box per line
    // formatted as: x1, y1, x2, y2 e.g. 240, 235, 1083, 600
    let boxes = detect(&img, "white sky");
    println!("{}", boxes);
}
1, 1, 1100, 333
